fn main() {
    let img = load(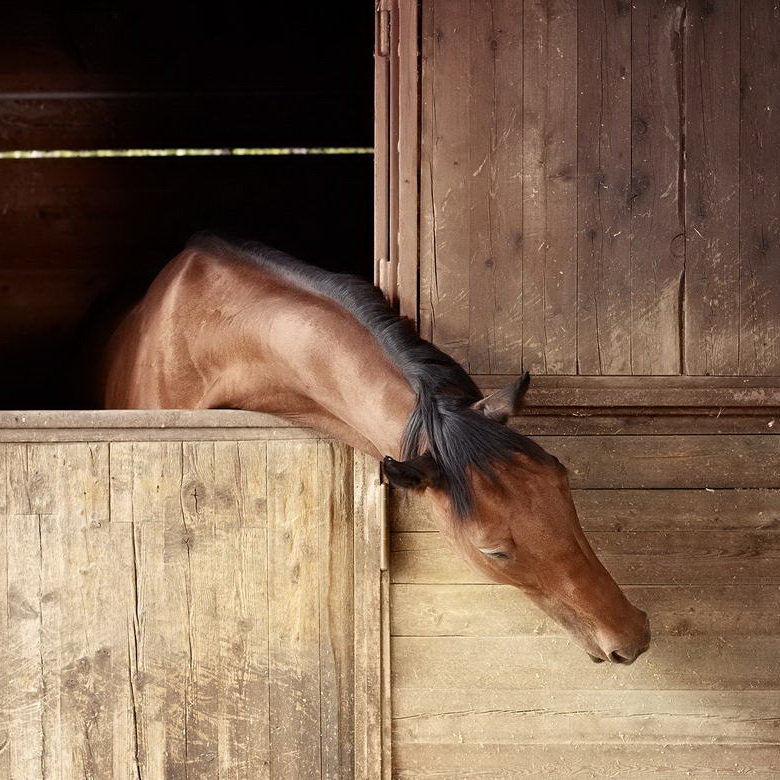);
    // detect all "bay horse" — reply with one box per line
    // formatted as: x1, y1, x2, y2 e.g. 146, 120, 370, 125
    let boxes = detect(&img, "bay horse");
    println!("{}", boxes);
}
98, 233, 650, 664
